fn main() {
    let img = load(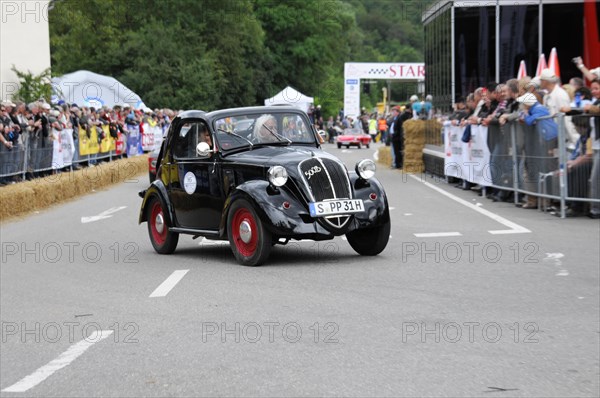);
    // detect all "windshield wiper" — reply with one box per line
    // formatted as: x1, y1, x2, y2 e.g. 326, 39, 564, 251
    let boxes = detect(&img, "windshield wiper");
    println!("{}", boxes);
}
263, 125, 292, 145
217, 128, 254, 150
